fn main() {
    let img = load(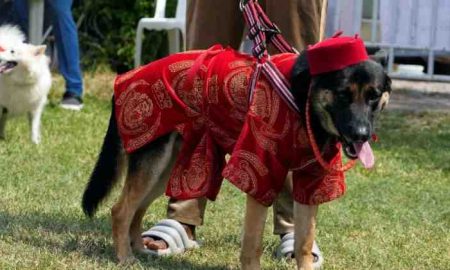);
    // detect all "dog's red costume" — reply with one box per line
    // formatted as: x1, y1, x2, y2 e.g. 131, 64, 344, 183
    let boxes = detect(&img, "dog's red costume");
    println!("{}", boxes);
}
114, 36, 368, 206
